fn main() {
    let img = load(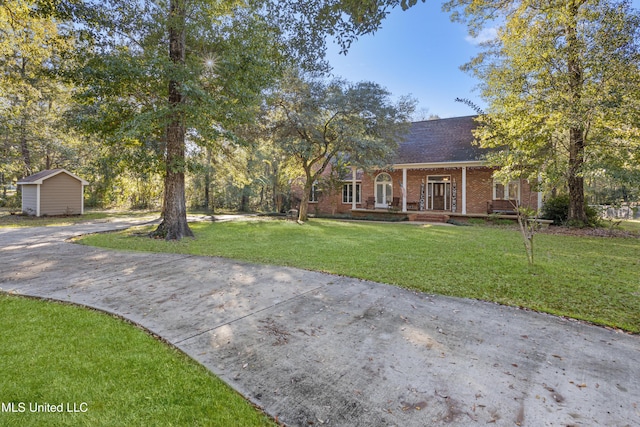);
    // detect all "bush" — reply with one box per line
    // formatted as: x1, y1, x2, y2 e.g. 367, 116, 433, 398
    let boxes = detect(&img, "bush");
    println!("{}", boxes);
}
542, 195, 570, 225
0, 194, 20, 209
542, 195, 601, 227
